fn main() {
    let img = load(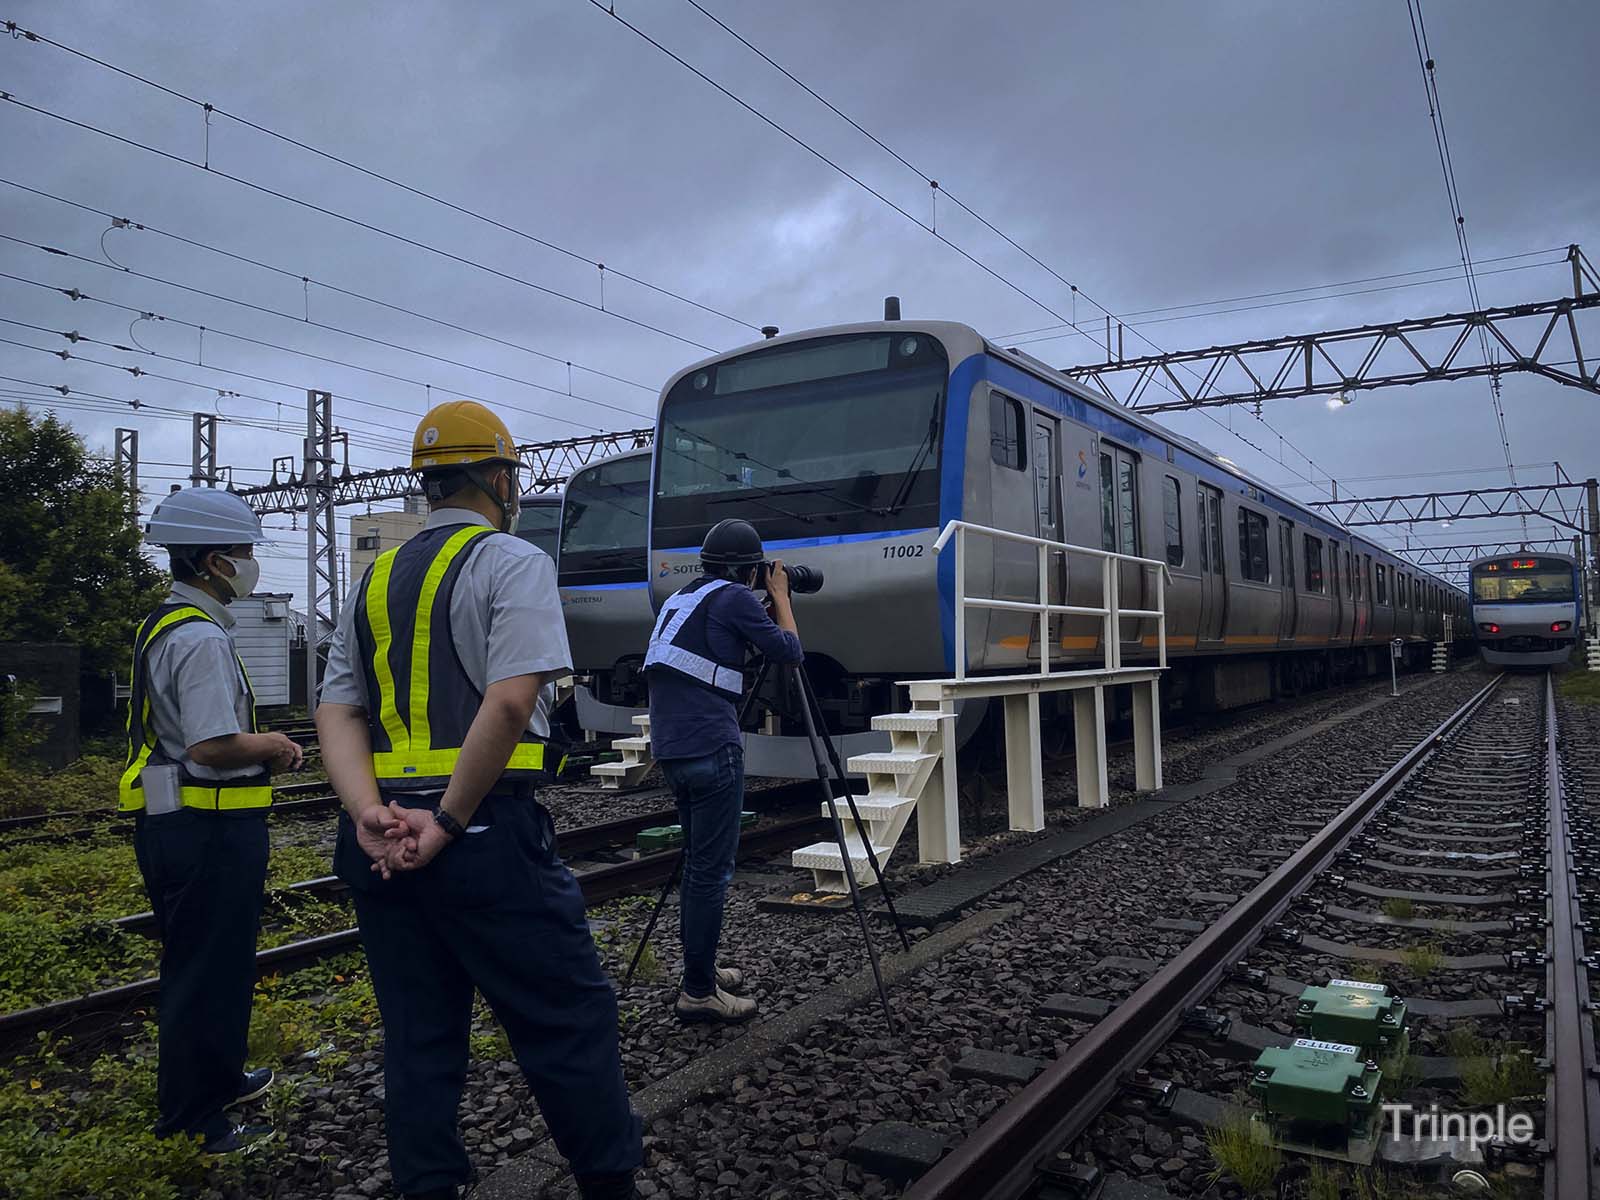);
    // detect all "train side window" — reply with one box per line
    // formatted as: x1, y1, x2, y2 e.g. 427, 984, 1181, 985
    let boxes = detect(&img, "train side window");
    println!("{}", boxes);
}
1207, 488, 1223, 574
1375, 564, 1388, 605
1099, 453, 1116, 551
1238, 508, 1270, 582
989, 394, 1025, 470
1329, 543, 1340, 598
1117, 456, 1139, 555
1344, 549, 1353, 597
1303, 534, 1325, 593
1161, 476, 1183, 566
